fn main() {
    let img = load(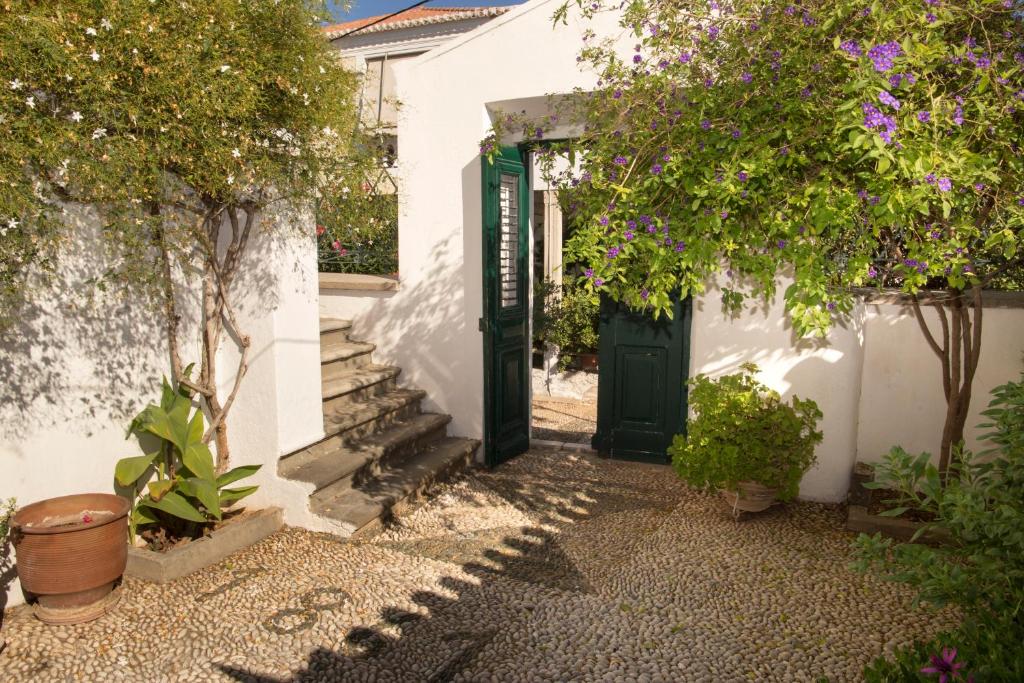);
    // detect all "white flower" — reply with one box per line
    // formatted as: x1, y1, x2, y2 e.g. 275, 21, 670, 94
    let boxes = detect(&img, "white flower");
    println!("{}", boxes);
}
9, 79, 23, 90
322, 126, 335, 136
7, 218, 18, 230
101, 18, 113, 30
86, 27, 97, 36
25, 96, 35, 109
231, 148, 241, 158
92, 127, 107, 140
319, 65, 325, 74
219, 65, 230, 73
227, 174, 235, 185
90, 50, 100, 61
342, 186, 350, 194
70, 111, 83, 123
